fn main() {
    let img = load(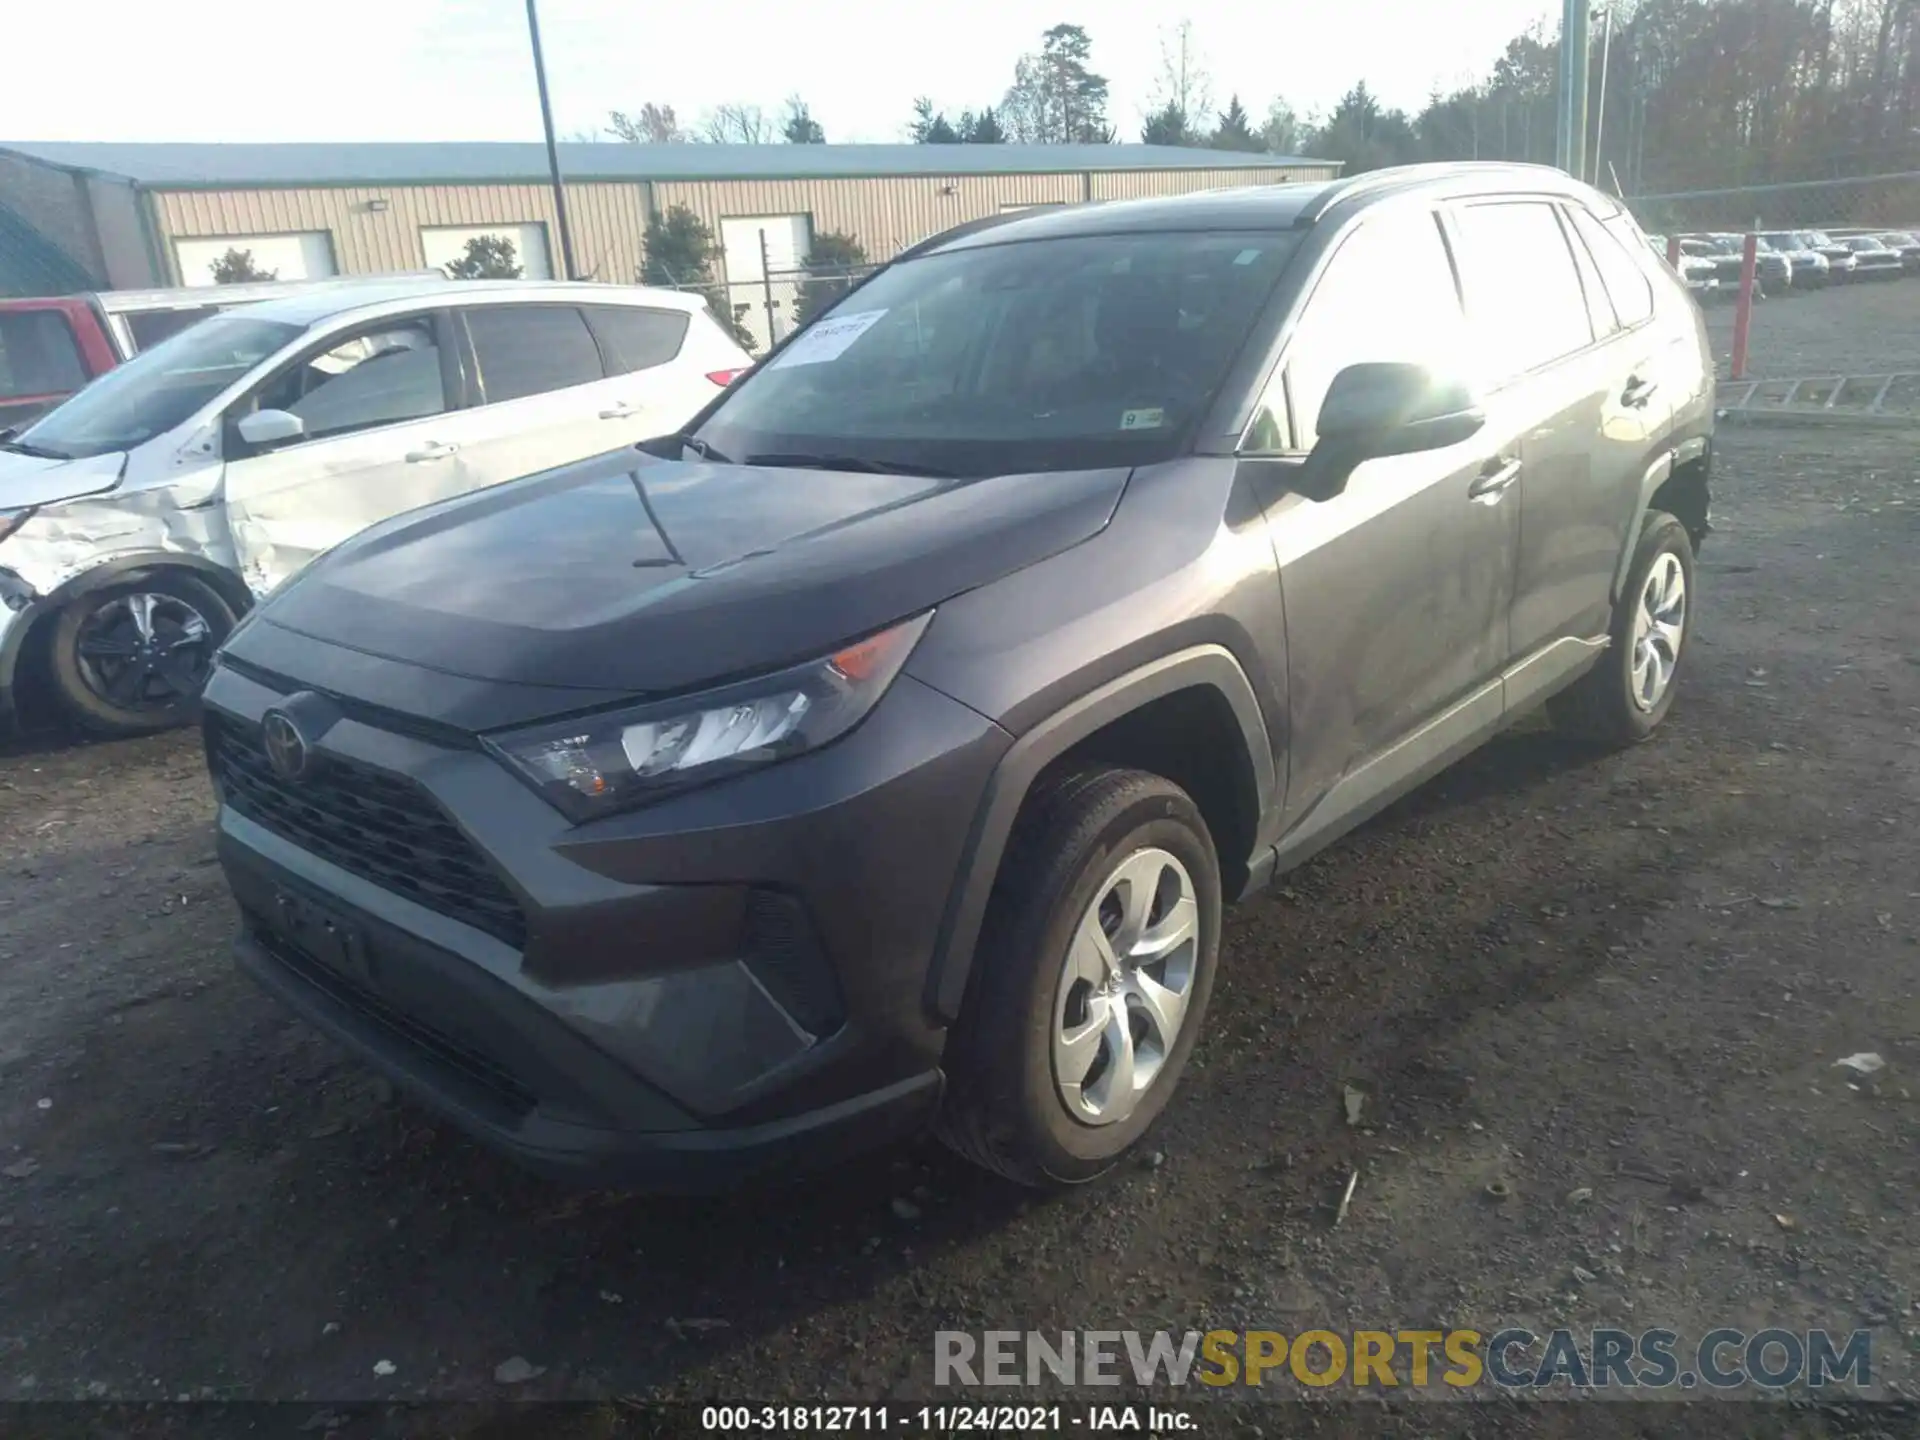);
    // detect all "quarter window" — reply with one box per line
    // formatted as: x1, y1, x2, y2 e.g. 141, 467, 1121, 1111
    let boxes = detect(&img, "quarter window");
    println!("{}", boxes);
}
585, 305, 690, 374
1452, 201, 1596, 386
1246, 207, 1468, 452
465, 305, 604, 403
1568, 207, 1656, 328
